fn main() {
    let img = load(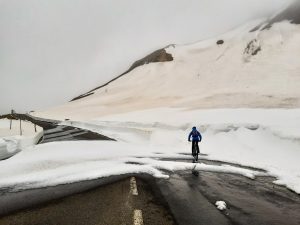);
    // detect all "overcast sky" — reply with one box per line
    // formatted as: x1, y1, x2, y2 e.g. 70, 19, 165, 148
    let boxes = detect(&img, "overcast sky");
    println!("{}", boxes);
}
0, 0, 292, 113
